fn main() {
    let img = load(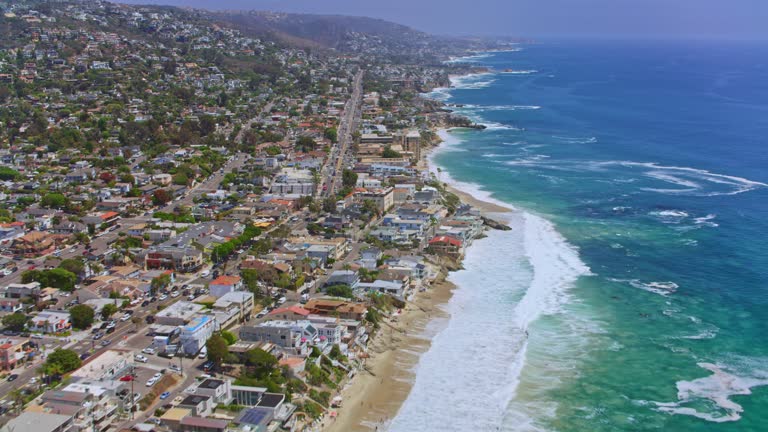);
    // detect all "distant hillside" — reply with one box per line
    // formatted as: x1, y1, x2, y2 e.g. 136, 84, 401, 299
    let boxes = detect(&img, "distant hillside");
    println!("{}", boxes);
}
213, 11, 430, 50
209, 10, 493, 63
